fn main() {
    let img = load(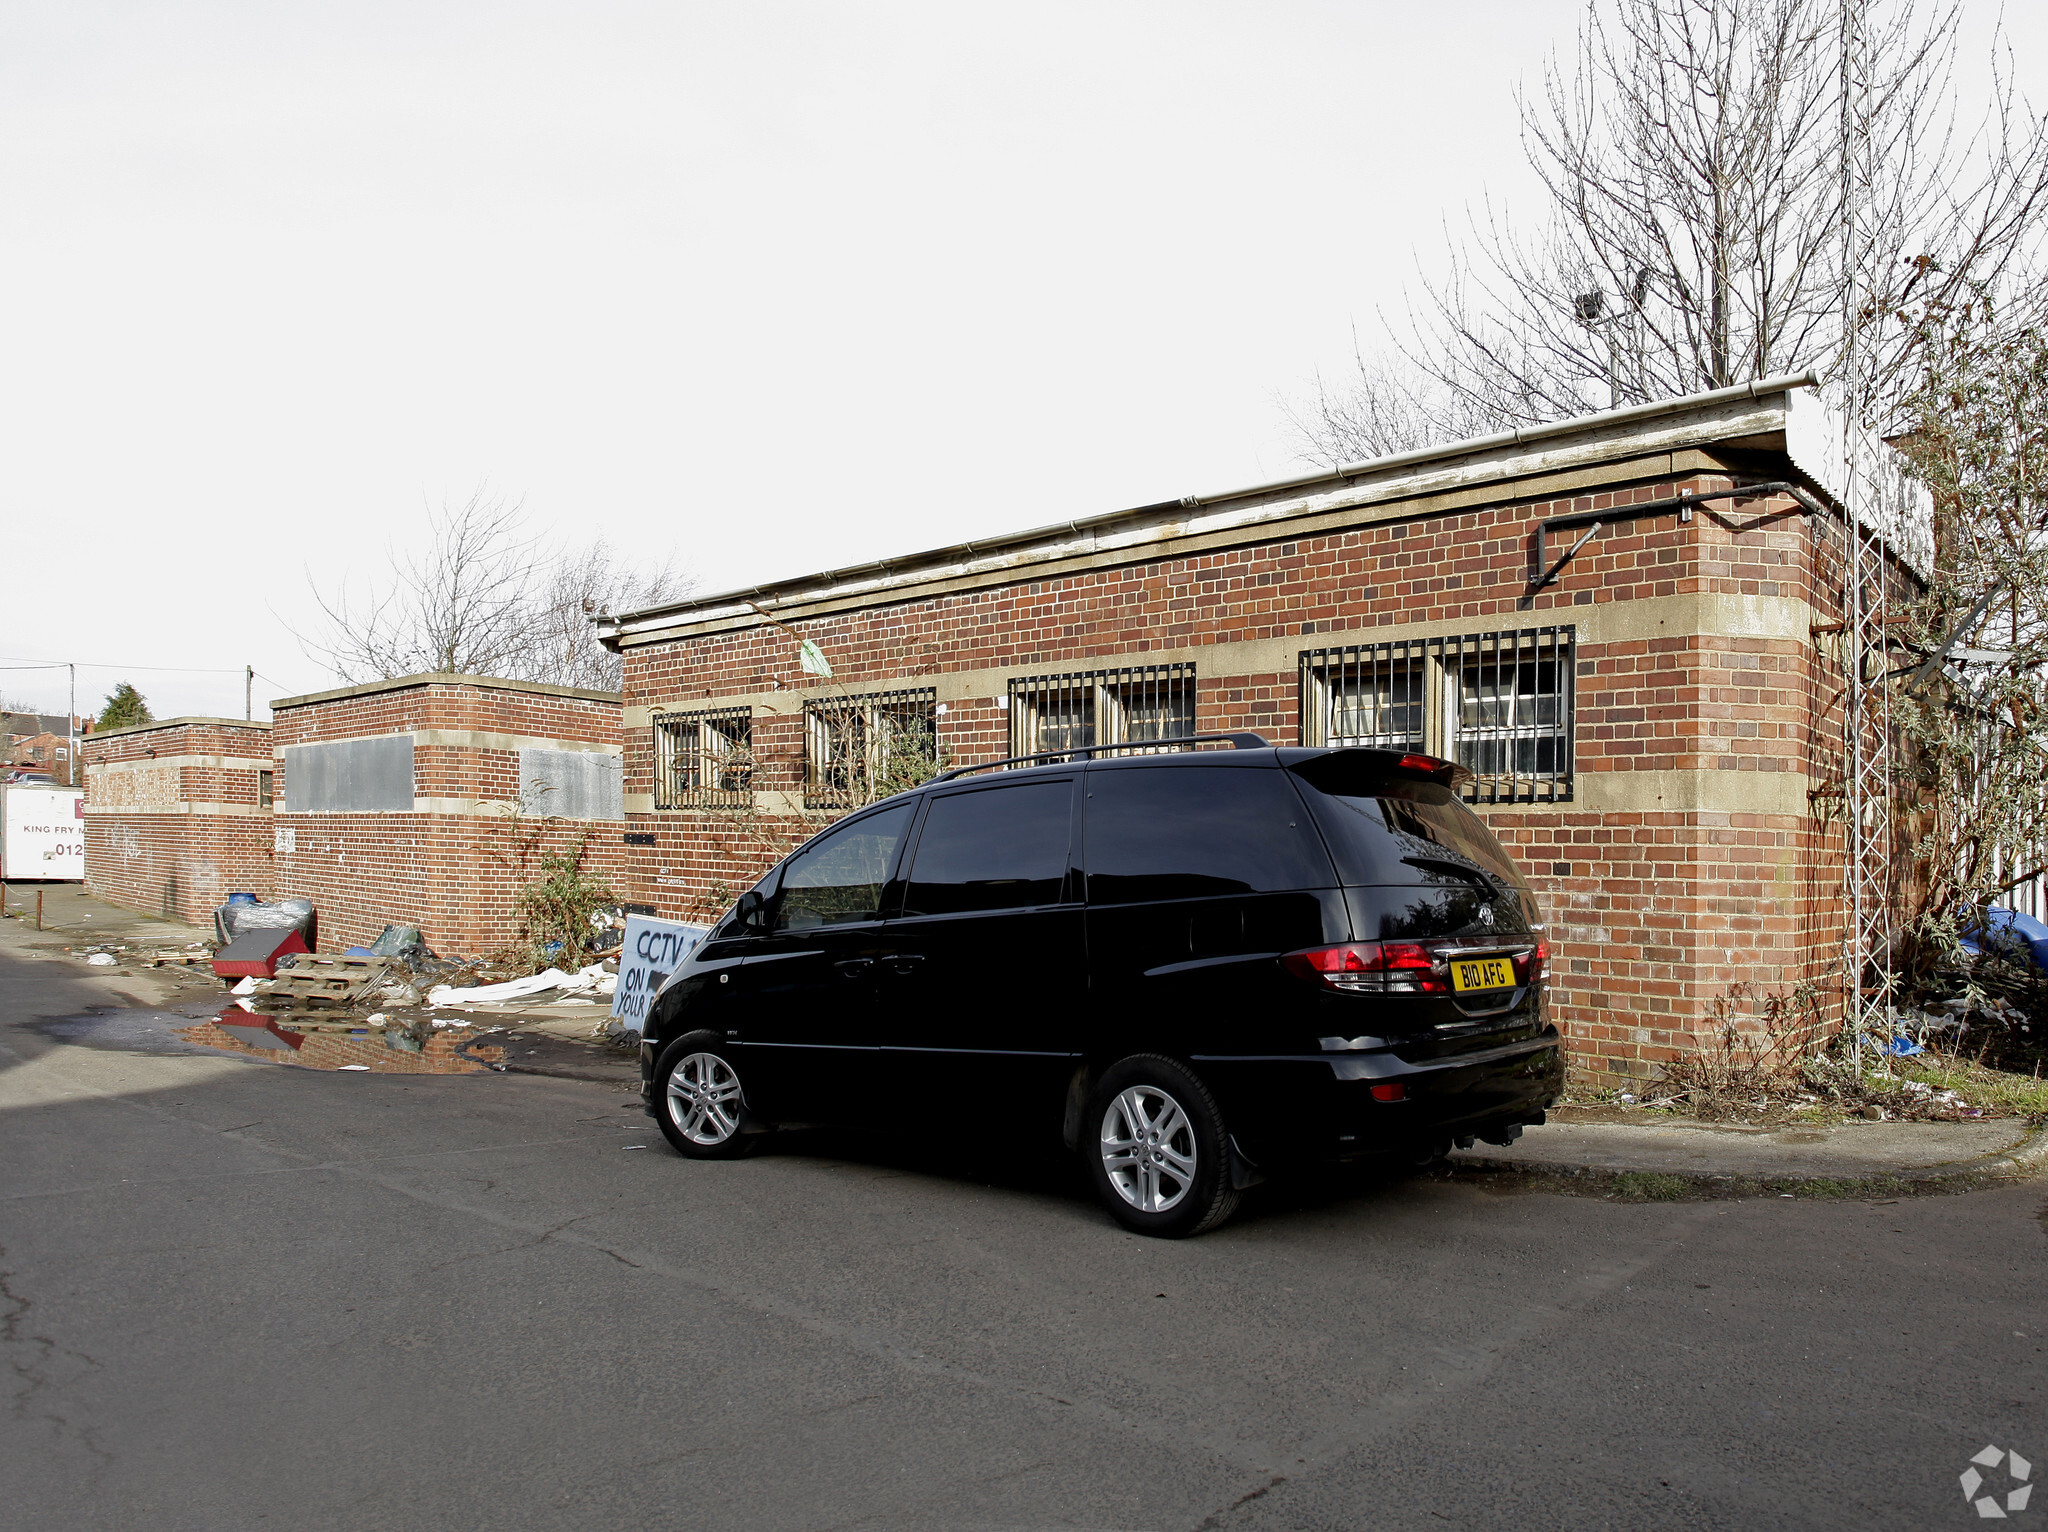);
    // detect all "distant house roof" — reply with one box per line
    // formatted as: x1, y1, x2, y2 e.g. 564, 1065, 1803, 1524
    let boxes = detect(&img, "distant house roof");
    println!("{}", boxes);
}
2, 713, 72, 741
